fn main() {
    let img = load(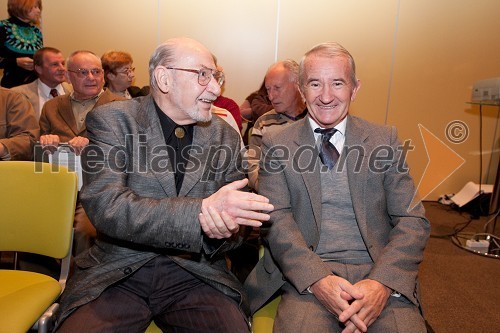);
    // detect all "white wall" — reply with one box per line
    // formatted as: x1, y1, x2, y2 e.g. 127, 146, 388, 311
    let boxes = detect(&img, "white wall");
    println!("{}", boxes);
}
2, 0, 499, 200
